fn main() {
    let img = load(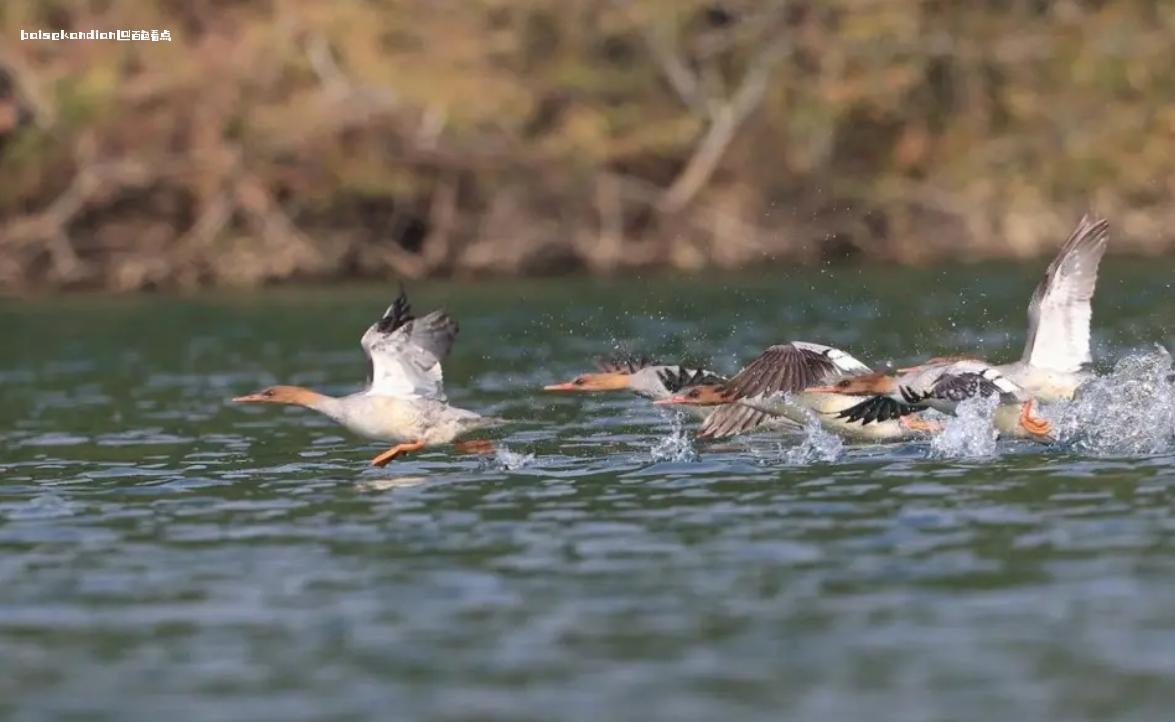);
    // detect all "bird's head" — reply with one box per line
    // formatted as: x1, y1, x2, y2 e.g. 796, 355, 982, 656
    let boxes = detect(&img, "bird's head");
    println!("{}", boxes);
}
232, 385, 319, 406
543, 372, 632, 393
